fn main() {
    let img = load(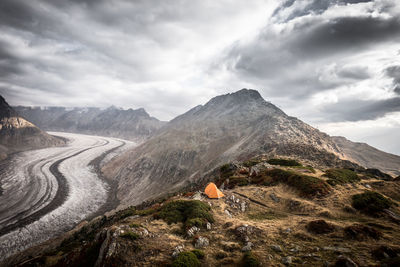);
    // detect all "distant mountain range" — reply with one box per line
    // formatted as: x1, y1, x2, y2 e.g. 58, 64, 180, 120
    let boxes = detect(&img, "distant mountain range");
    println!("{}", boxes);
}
14, 106, 166, 143
102, 89, 400, 206
0, 96, 65, 160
